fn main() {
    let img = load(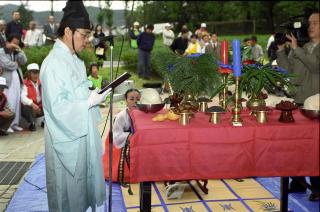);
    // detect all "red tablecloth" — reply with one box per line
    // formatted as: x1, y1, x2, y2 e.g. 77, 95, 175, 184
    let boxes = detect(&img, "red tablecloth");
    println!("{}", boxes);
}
129, 108, 319, 183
